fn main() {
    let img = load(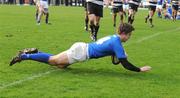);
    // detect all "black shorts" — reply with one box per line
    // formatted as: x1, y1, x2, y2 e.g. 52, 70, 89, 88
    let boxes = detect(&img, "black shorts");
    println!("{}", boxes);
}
172, 5, 178, 11
149, 5, 156, 12
112, 6, 123, 13
129, 3, 139, 11
162, 4, 166, 9
87, 2, 103, 17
